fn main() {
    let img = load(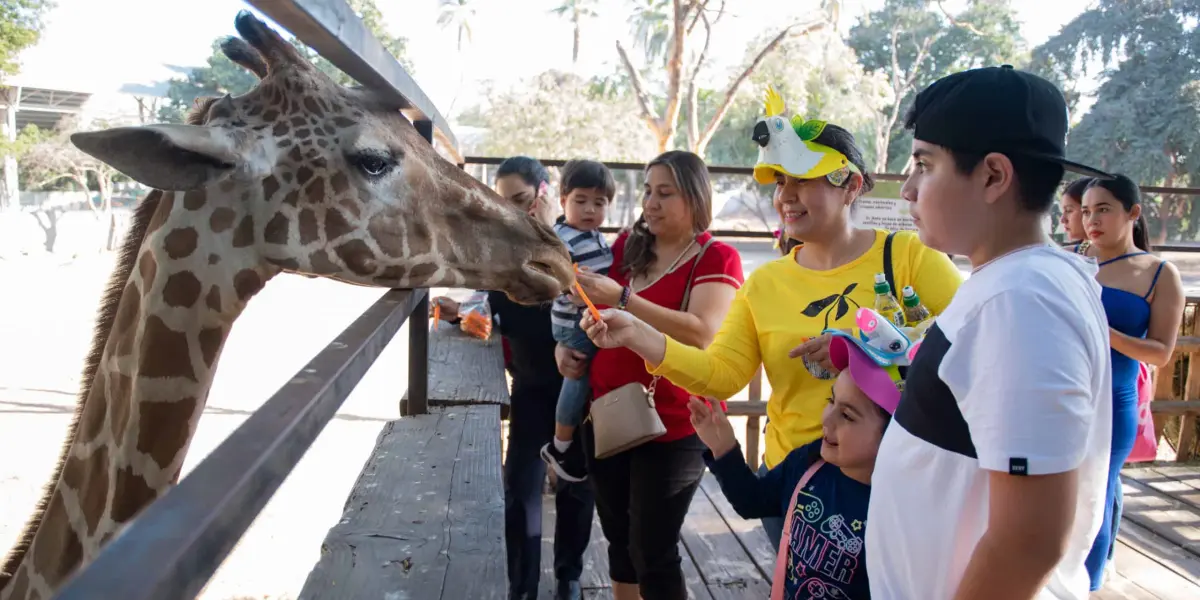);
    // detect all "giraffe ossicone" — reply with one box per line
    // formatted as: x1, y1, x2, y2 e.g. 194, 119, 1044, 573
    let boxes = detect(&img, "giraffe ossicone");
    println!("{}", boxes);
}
0, 11, 572, 599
